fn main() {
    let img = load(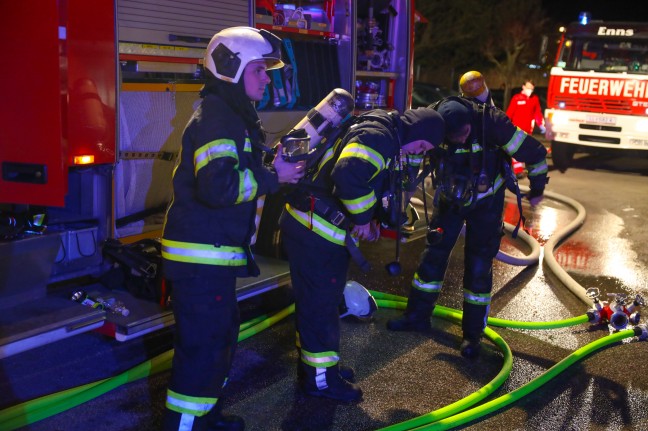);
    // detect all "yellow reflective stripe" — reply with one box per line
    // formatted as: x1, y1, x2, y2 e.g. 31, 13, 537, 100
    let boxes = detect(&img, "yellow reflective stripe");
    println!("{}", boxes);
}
406, 154, 424, 166
340, 190, 376, 214
244, 137, 252, 152
527, 160, 548, 177
161, 238, 246, 266
194, 139, 238, 175
301, 349, 340, 368
464, 289, 491, 305
235, 169, 258, 203
475, 174, 504, 201
339, 143, 385, 173
250, 196, 265, 245
472, 142, 483, 153
503, 128, 526, 156
285, 204, 346, 246
319, 146, 336, 169
312, 146, 336, 181
412, 272, 442, 292
165, 389, 217, 416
